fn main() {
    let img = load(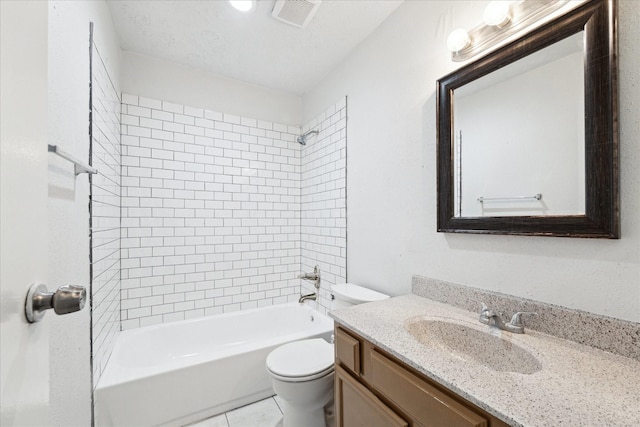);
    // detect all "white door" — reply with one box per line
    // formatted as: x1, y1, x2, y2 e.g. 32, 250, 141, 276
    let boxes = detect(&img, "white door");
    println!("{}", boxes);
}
1, 1, 51, 425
